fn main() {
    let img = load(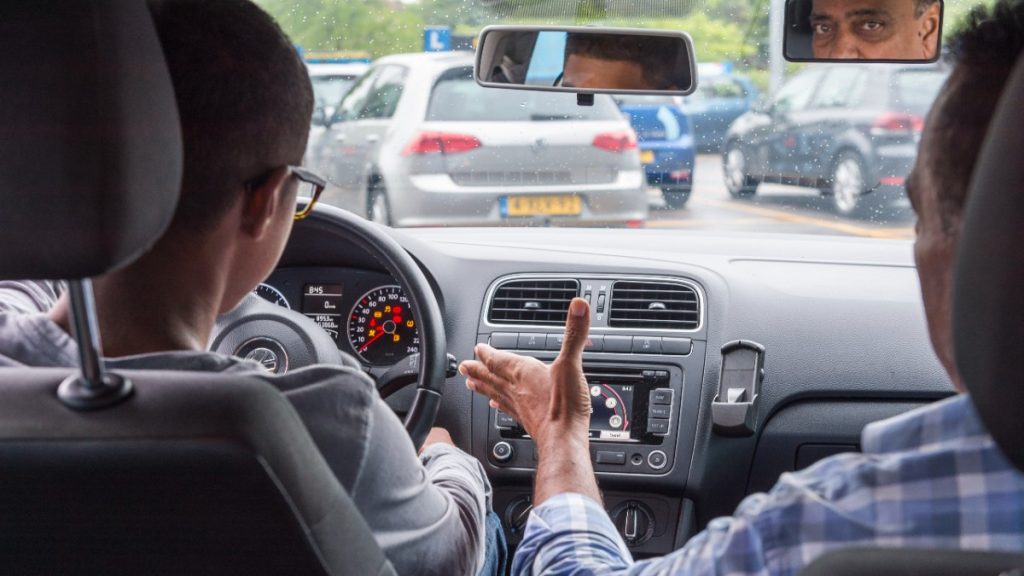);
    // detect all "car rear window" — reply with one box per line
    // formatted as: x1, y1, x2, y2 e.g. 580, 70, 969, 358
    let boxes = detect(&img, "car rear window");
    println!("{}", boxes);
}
614, 95, 679, 106
892, 70, 947, 113
426, 67, 622, 122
